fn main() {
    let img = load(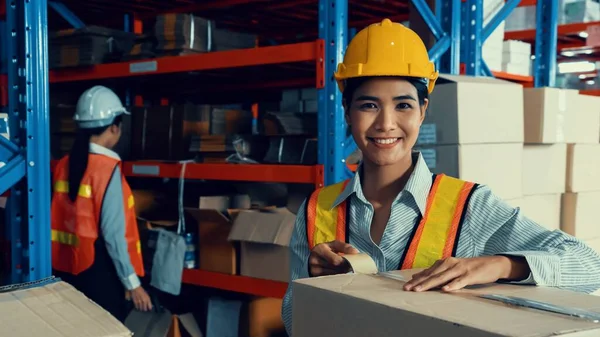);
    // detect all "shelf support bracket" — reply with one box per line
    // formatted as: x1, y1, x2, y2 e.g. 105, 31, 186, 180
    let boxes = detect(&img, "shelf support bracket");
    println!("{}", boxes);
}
48, 1, 84, 29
